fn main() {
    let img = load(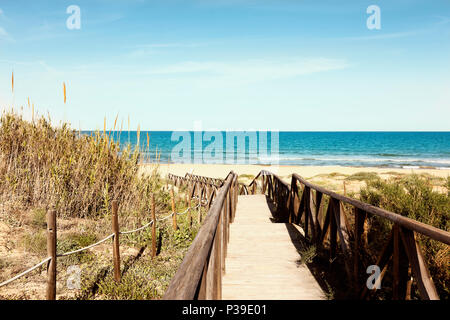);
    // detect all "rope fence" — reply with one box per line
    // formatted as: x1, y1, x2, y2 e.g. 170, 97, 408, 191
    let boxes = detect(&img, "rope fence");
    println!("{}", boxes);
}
0, 257, 51, 288
0, 185, 206, 297
57, 234, 115, 257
